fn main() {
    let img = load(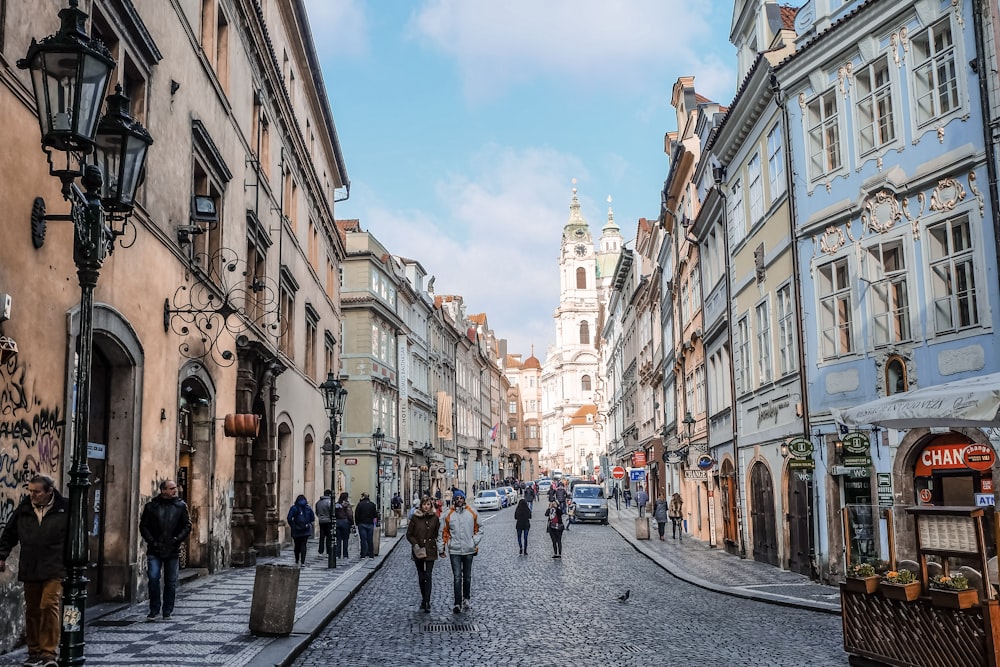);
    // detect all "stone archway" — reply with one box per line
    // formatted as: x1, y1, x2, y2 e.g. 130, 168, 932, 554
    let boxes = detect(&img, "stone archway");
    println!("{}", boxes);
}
178, 362, 217, 571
